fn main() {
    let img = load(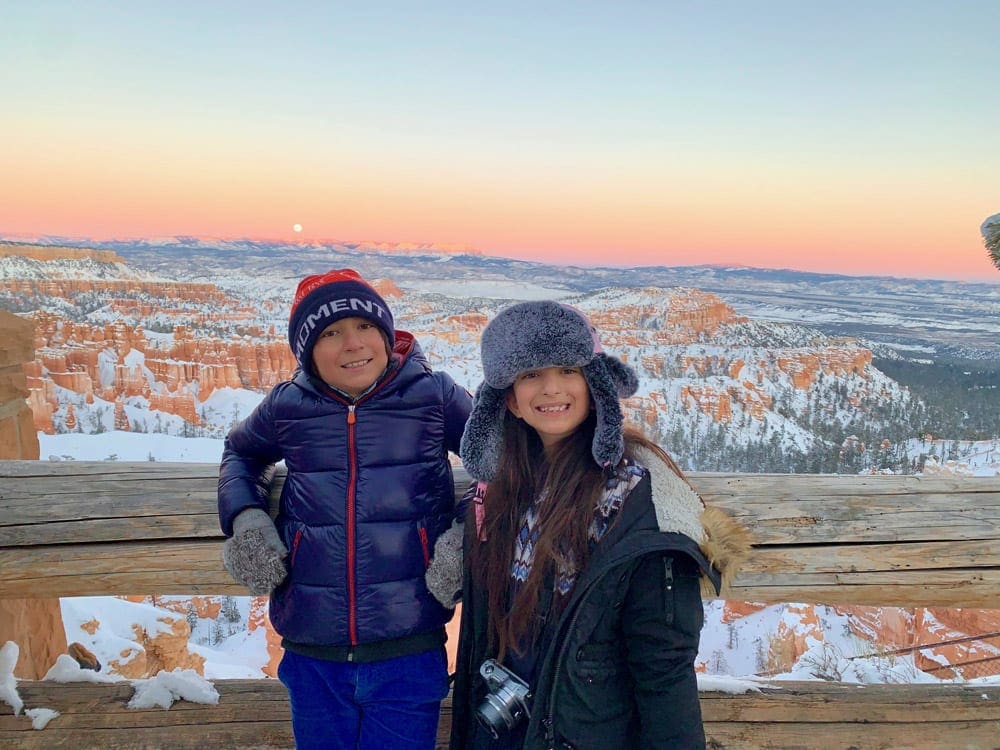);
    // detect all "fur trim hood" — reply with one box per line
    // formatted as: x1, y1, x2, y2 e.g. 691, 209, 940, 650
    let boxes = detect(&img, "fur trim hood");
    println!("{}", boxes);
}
636, 446, 752, 597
